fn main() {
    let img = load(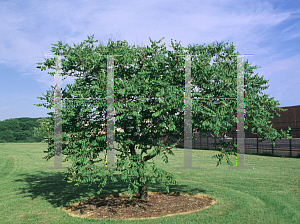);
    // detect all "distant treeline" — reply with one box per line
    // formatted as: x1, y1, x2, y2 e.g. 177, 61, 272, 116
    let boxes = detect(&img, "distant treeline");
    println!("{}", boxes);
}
0, 117, 51, 143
